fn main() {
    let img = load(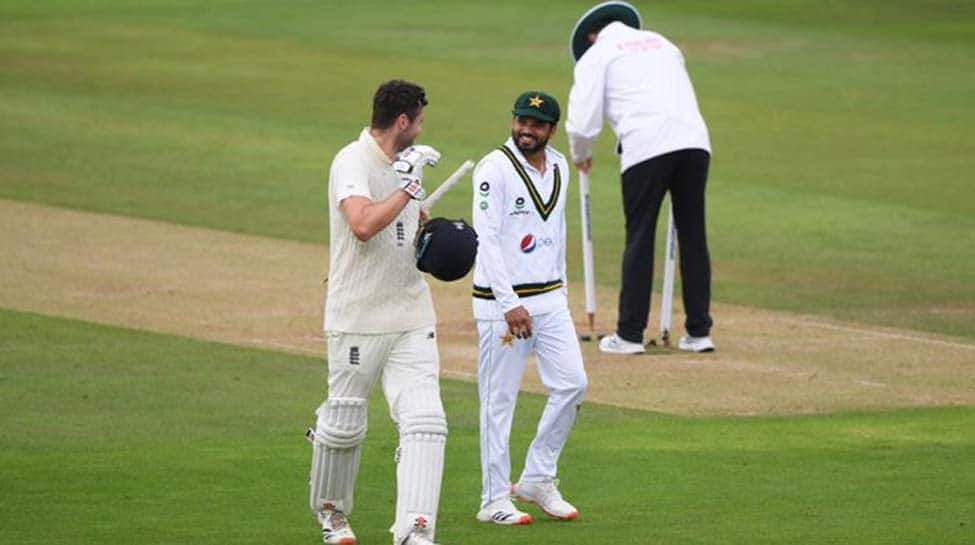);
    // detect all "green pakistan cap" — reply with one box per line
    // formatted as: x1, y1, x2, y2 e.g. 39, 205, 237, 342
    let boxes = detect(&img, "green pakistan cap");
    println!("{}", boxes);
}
511, 91, 560, 124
